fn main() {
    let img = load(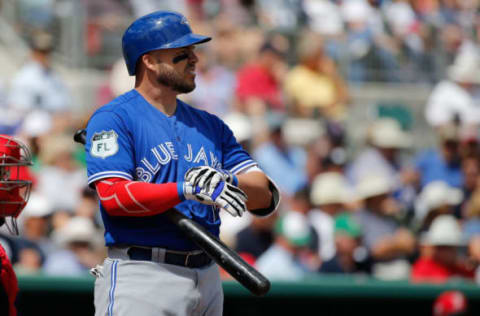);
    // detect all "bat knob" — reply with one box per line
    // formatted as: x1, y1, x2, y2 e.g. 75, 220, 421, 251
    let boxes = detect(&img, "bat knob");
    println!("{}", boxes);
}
74, 129, 87, 145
